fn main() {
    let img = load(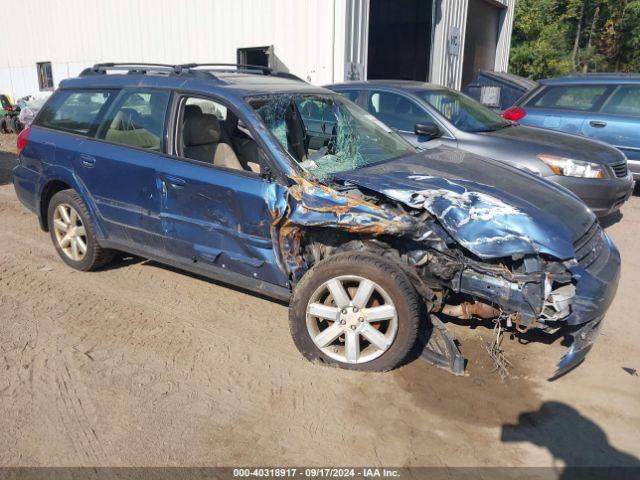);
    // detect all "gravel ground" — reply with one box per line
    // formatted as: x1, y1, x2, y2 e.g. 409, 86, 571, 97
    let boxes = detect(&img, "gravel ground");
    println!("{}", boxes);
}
0, 132, 638, 468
